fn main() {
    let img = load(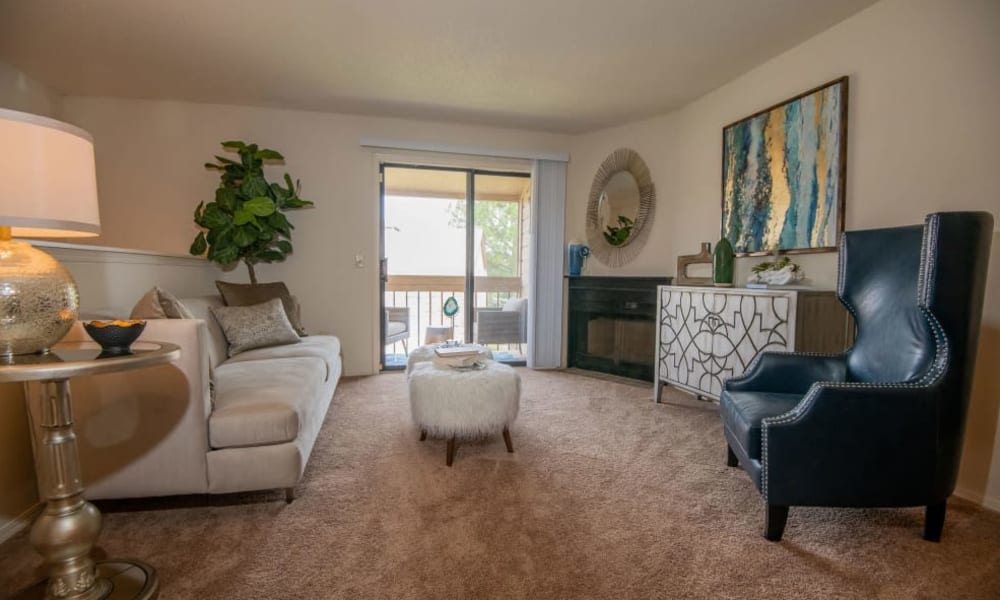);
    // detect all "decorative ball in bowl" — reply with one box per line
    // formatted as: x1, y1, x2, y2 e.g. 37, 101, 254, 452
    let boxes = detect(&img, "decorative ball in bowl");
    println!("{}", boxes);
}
83, 320, 146, 355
